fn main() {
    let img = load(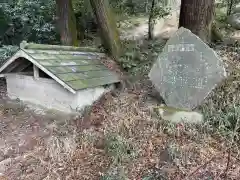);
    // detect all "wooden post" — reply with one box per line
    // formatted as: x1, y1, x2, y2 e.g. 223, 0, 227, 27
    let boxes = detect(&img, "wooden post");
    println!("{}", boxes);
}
33, 65, 39, 79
